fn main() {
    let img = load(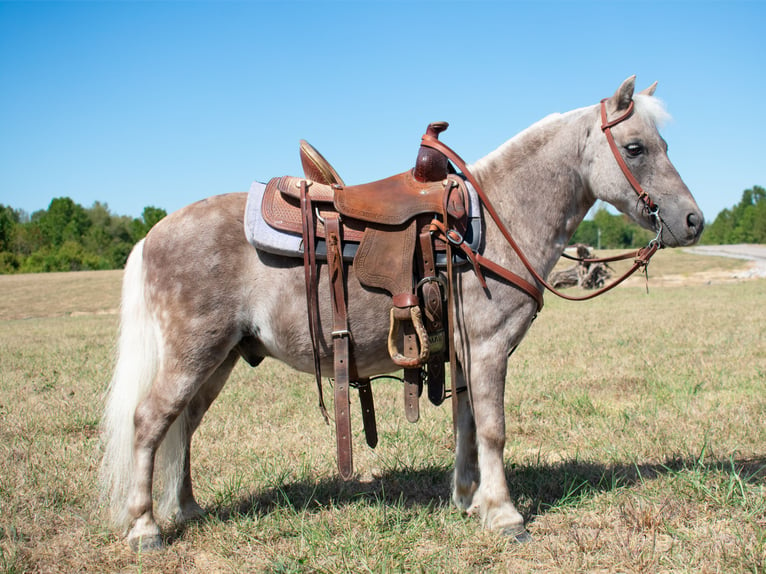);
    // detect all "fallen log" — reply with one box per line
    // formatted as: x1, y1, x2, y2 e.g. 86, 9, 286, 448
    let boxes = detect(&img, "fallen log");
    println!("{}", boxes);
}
549, 245, 612, 290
